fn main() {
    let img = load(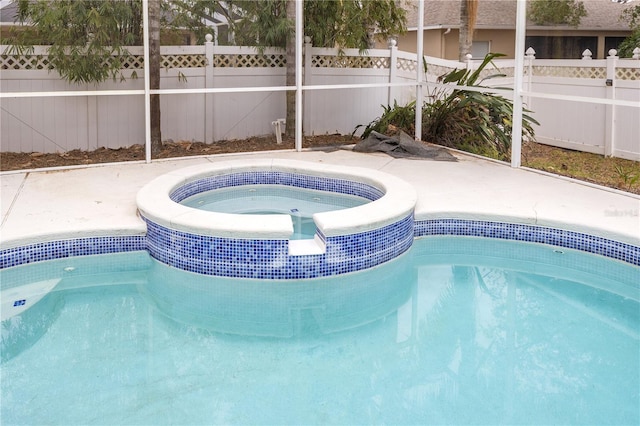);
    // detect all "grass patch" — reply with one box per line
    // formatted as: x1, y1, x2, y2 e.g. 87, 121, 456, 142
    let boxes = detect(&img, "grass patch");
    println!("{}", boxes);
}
522, 142, 640, 195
